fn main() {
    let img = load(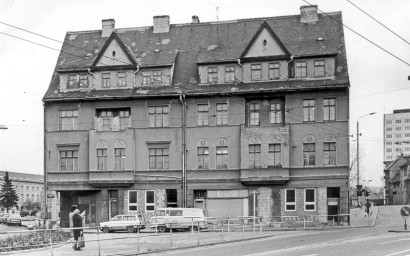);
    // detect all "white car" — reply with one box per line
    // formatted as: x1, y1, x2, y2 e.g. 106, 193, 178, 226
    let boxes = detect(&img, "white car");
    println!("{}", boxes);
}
7, 214, 22, 226
99, 215, 145, 233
